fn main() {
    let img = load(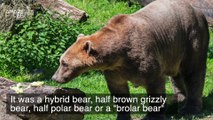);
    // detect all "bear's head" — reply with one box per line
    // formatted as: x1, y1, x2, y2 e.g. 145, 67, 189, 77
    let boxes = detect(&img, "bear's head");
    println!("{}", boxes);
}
52, 24, 126, 83
52, 34, 100, 83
